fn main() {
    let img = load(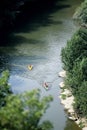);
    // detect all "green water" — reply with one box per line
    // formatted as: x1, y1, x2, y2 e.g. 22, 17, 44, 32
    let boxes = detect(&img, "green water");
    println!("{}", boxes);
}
0, 0, 82, 130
